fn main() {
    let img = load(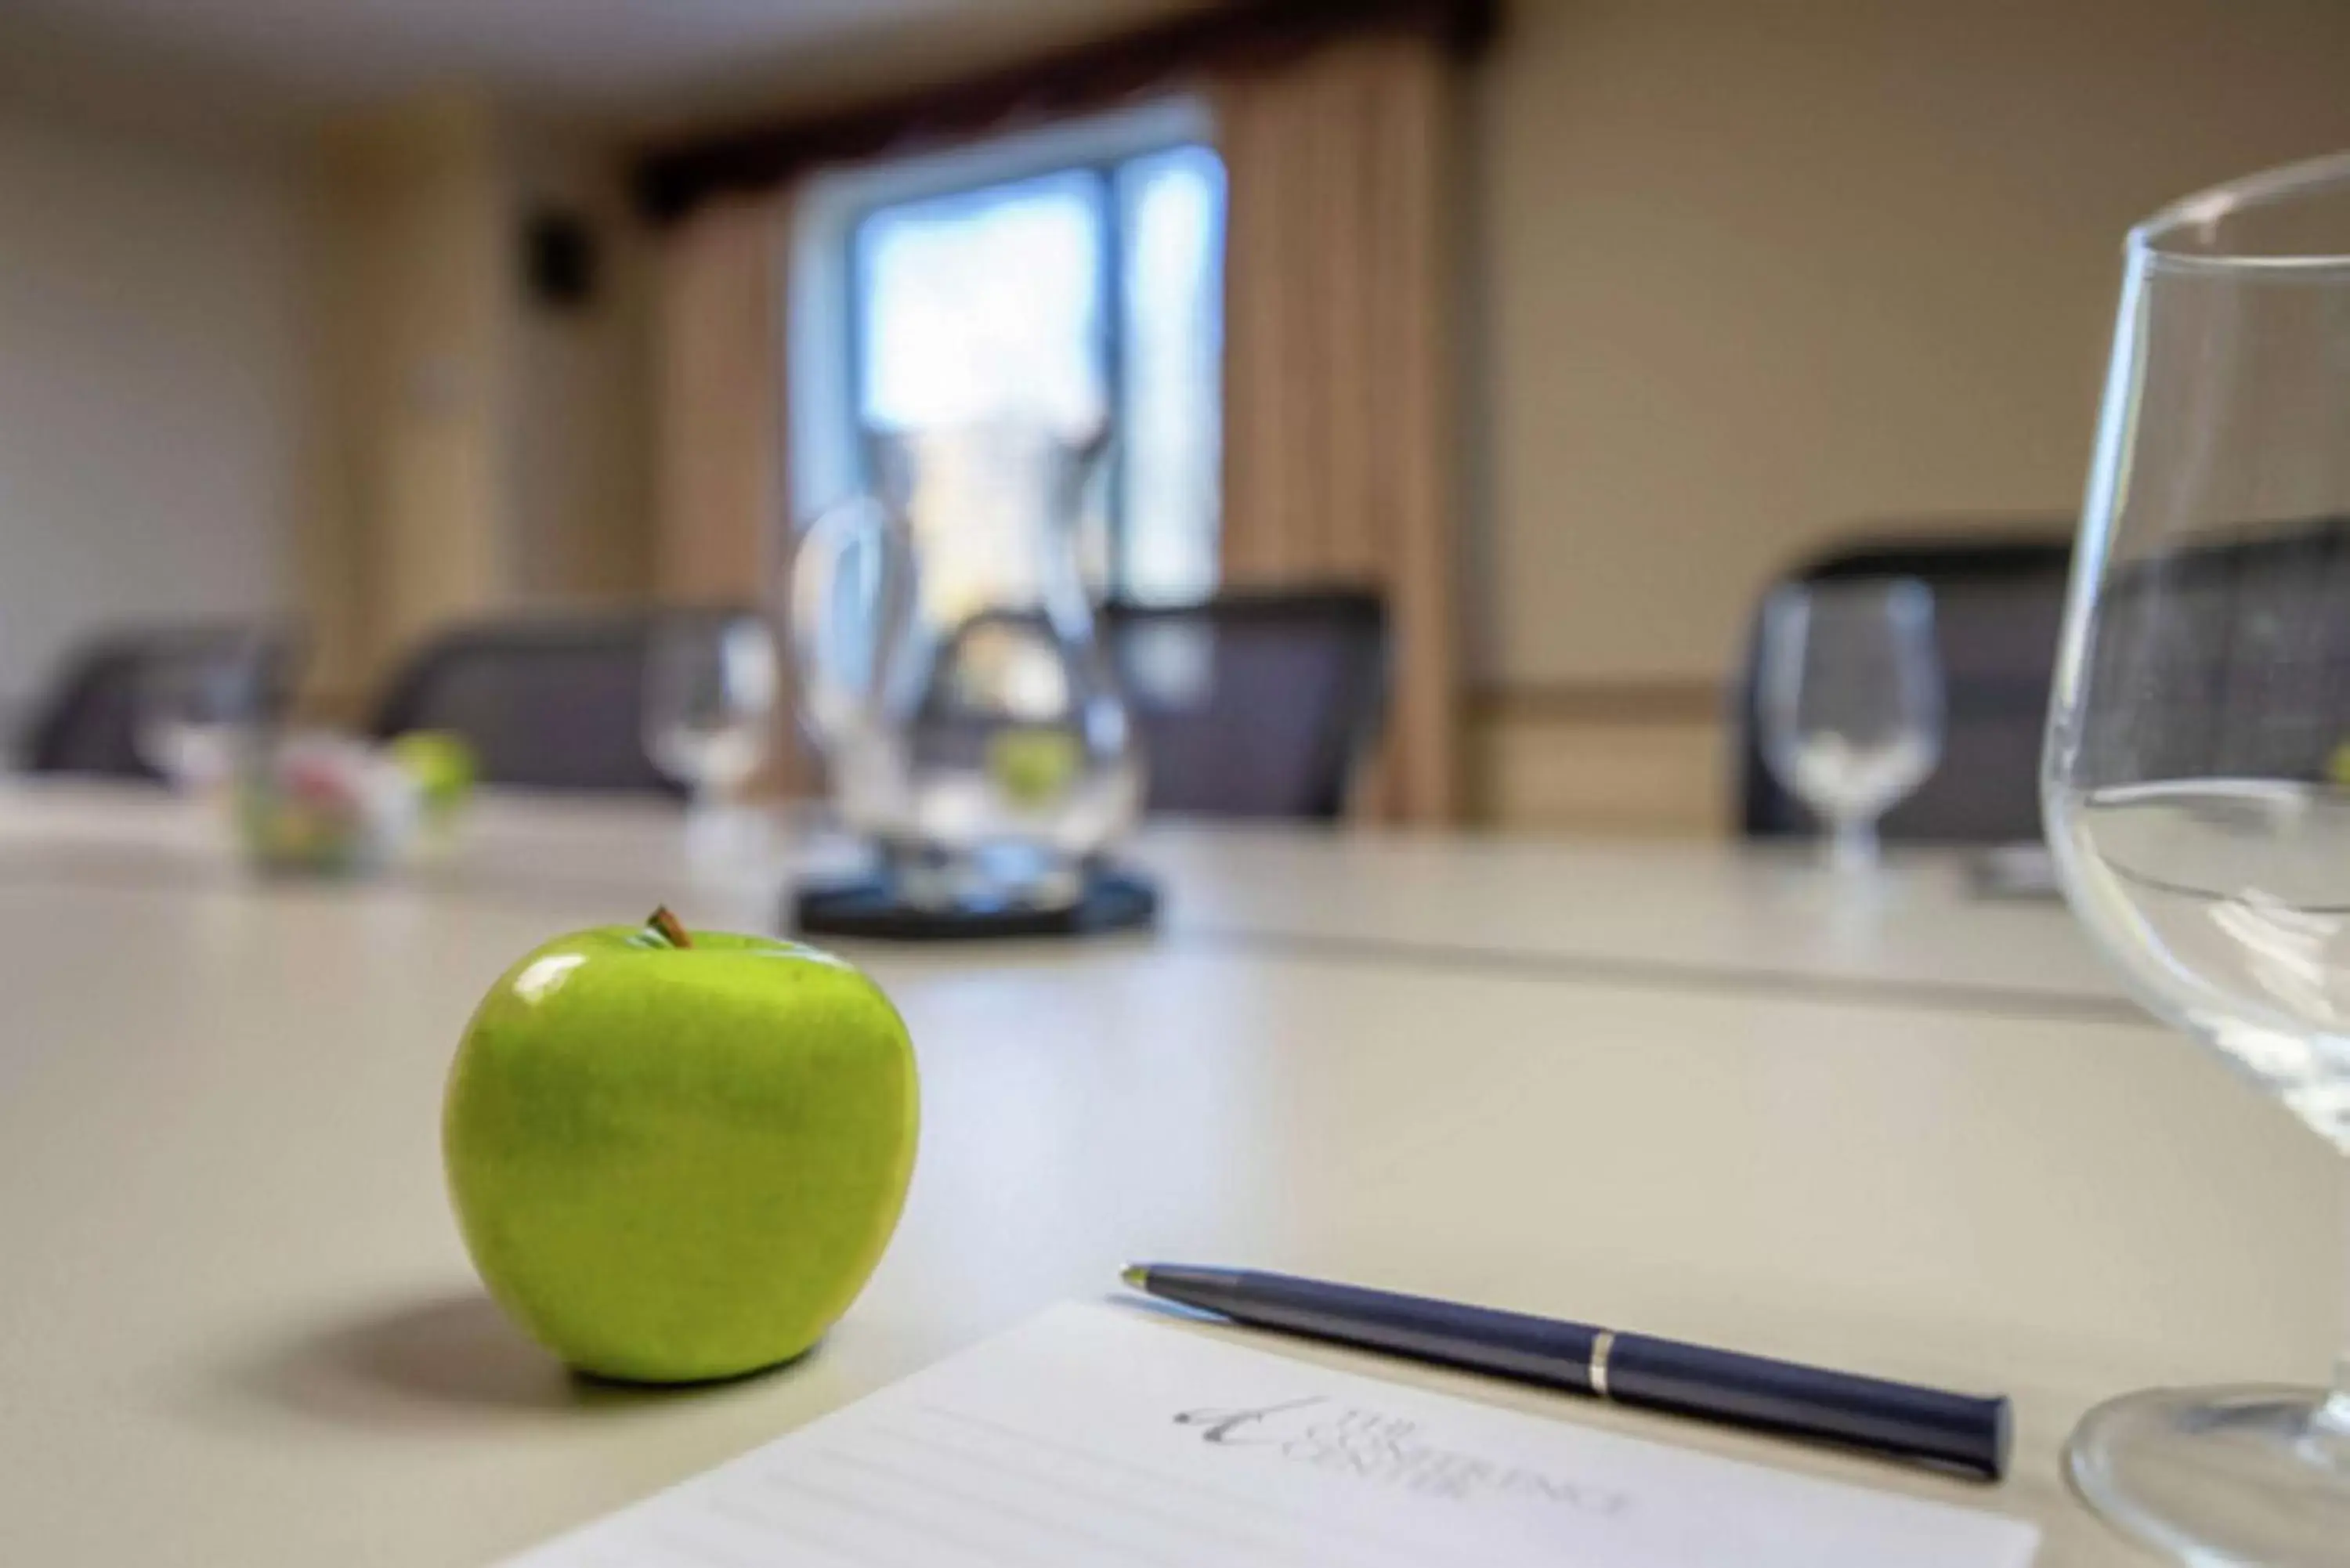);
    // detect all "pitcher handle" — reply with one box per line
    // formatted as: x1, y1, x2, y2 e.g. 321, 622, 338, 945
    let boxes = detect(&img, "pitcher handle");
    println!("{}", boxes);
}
788, 494, 920, 752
